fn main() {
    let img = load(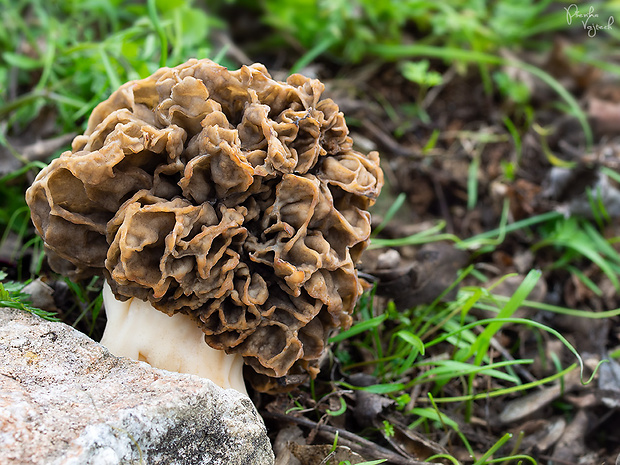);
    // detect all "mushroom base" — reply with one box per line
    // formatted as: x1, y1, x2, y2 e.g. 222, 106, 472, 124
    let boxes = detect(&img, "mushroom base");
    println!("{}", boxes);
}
100, 281, 247, 396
